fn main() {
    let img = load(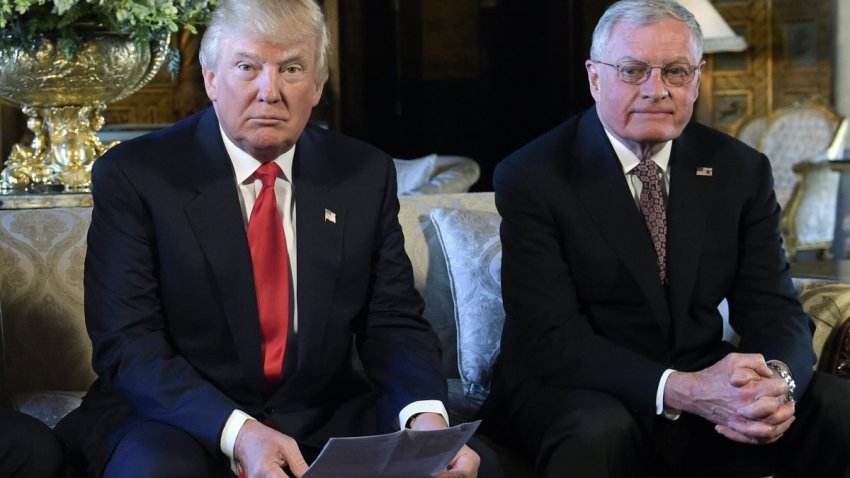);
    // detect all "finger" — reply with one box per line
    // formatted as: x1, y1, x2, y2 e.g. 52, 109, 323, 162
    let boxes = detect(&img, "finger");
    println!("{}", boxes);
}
754, 376, 792, 400
451, 446, 480, 471
750, 401, 796, 427
728, 353, 772, 378
715, 424, 761, 444
751, 361, 773, 379
437, 446, 479, 478
737, 395, 785, 420
726, 415, 794, 441
715, 424, 784, 445
729, 367, 762, 387
435, 467, 477, 478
